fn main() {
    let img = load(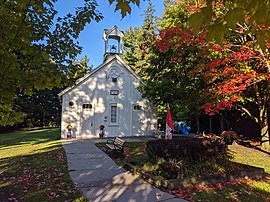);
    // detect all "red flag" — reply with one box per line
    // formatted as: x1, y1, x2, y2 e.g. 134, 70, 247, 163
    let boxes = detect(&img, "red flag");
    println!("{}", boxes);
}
165, 106, 174, 140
